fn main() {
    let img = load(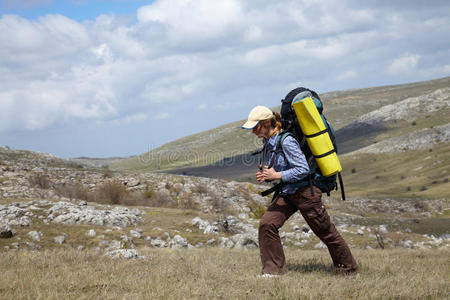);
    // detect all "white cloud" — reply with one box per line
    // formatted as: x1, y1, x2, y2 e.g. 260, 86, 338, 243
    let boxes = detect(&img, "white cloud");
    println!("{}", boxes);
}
137, 0, 242, 40
337, 70, 357, 81
91, 43, 112, 62
197, 104, 207, 111
154, 113, 169, 120
388, 53, 420, 75
0, 0, 449, 141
